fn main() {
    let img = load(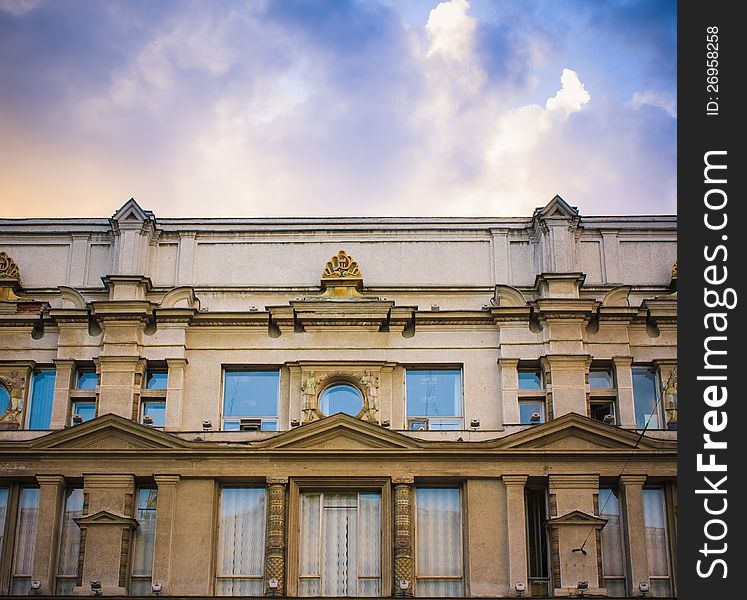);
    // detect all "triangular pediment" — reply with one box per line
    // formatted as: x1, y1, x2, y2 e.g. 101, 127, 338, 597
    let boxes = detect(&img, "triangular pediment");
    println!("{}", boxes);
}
535, 194, 579, 220
490, 413, 674, 451
30, 414, 191, 450
75, 510, 139, 528
111, 198, 153, 223
547, 510, 607, 528
260, 413, 422, 450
